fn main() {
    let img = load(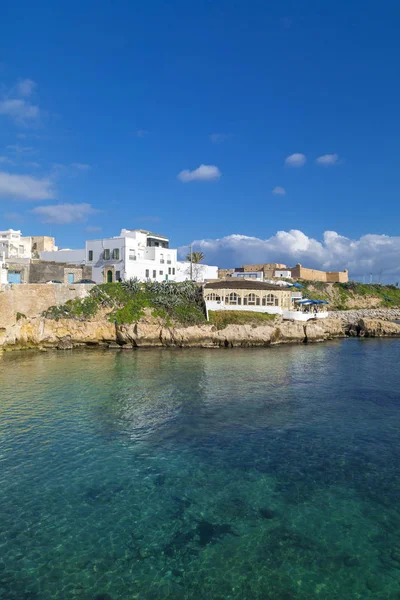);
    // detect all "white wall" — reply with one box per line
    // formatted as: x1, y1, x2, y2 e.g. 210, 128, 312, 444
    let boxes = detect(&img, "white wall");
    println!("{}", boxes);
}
275, 270, 292, 278
231, 271, 264, 281
283, 311, 329, 321
40, 249, 86, 264
205, 300, 282, 319
0, 250, 7, 284
175, 261, 218, 282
